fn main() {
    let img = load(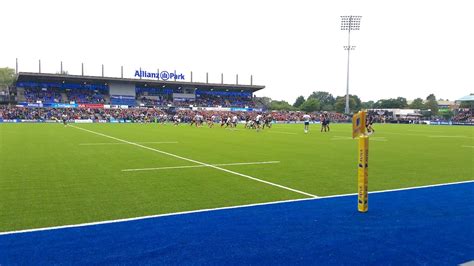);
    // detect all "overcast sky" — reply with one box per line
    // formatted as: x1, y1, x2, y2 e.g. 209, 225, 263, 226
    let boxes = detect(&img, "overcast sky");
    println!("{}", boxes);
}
2, 0, 473, 103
